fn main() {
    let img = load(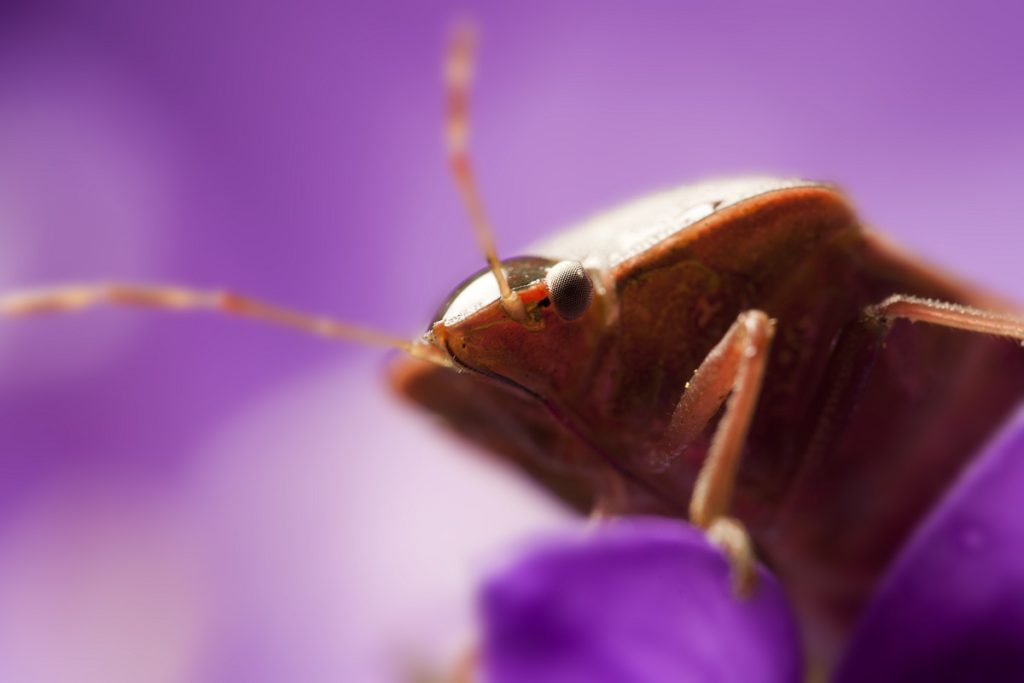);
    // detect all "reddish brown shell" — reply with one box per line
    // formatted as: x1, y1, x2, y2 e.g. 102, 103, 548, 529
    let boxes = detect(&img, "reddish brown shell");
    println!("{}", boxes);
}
392, 177, 1024, 652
